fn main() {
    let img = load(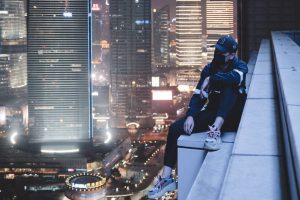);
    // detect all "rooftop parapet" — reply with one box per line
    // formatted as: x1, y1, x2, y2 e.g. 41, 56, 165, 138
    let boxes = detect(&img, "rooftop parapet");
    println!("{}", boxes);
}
272, 31, 300, 200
